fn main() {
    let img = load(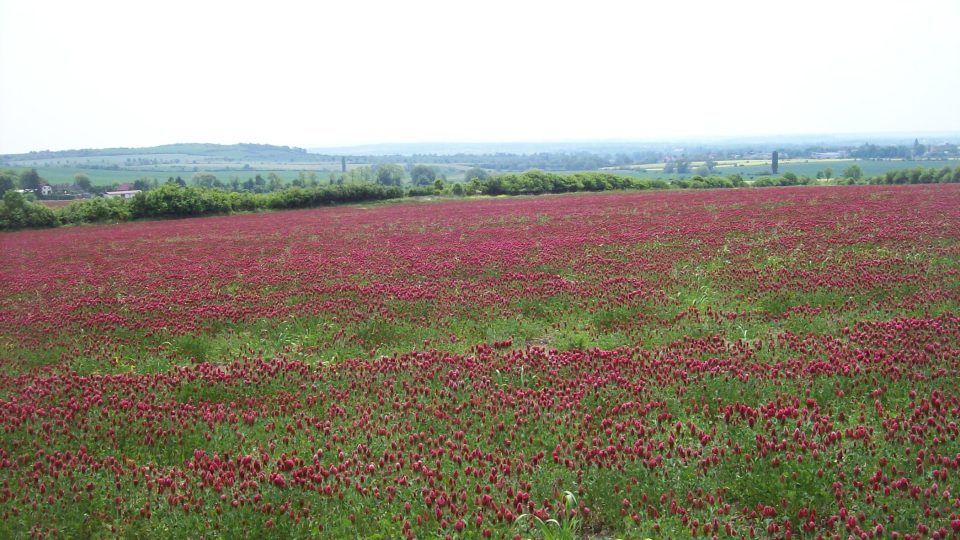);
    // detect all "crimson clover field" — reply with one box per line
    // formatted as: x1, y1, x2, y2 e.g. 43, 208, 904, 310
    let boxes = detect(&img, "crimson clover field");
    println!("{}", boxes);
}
1, 185, 959, 539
